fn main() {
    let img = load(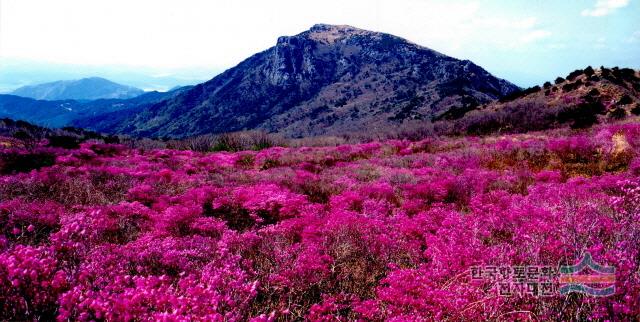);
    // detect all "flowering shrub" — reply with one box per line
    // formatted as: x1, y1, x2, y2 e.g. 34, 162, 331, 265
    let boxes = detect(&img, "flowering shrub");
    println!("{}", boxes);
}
0, 122, 639, 320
